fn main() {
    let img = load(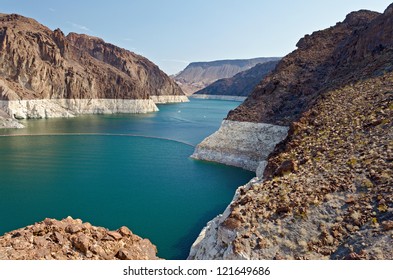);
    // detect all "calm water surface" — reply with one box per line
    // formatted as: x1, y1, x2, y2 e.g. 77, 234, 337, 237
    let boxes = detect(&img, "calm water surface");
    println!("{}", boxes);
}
0, 99, 254, 259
